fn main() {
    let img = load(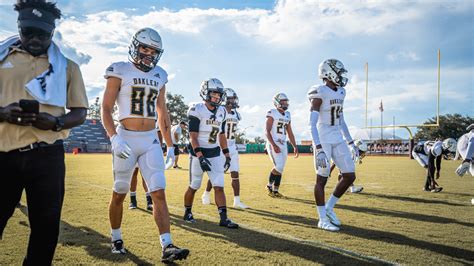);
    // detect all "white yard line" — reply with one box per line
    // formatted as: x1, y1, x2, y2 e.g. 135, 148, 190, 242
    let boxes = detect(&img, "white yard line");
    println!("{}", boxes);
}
71, 179, 397, 265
